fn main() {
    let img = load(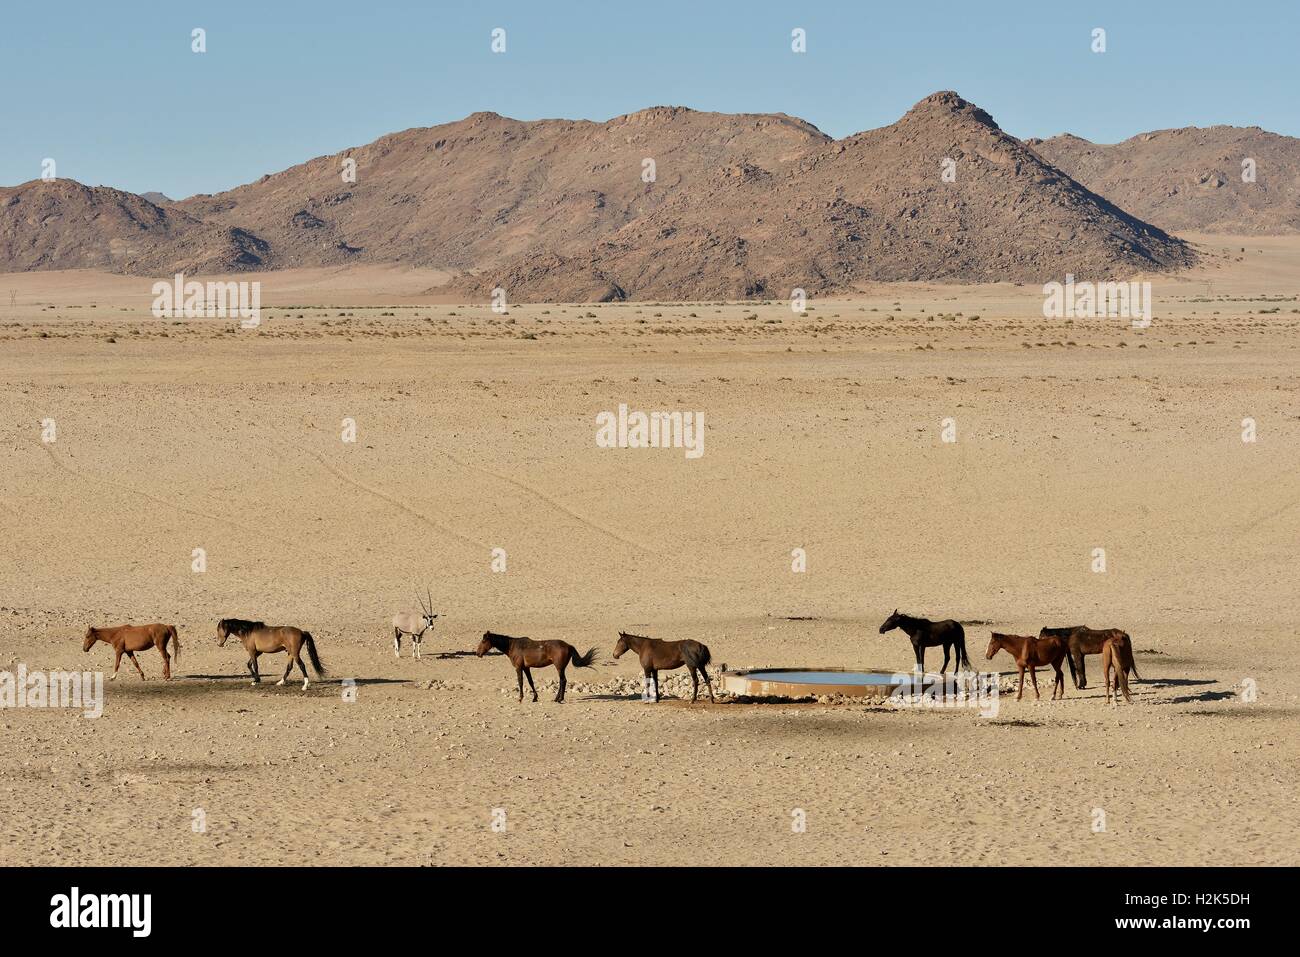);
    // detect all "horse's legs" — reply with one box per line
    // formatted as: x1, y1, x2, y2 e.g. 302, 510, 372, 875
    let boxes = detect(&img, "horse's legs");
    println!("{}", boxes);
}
702, 667, 716, 703
1052, 662, 1064, 699
158, 640, 172, 680
1016, 664, 1025, 701
515, 666, 524, 702
127, 651, 146, 680
111, 647, 123, 681
689, 666, 699, 703
913, 641, 925, 675
555, 663, 568, 703
249, 651, 261, 684
1028, 664, 1040, 699
294, 650, 310, 691
1075, 650, 1088, 689
393, 628, 401, 659
940, 644, 951, 675
276, 652, 295, 686
523, 667, 538, 703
